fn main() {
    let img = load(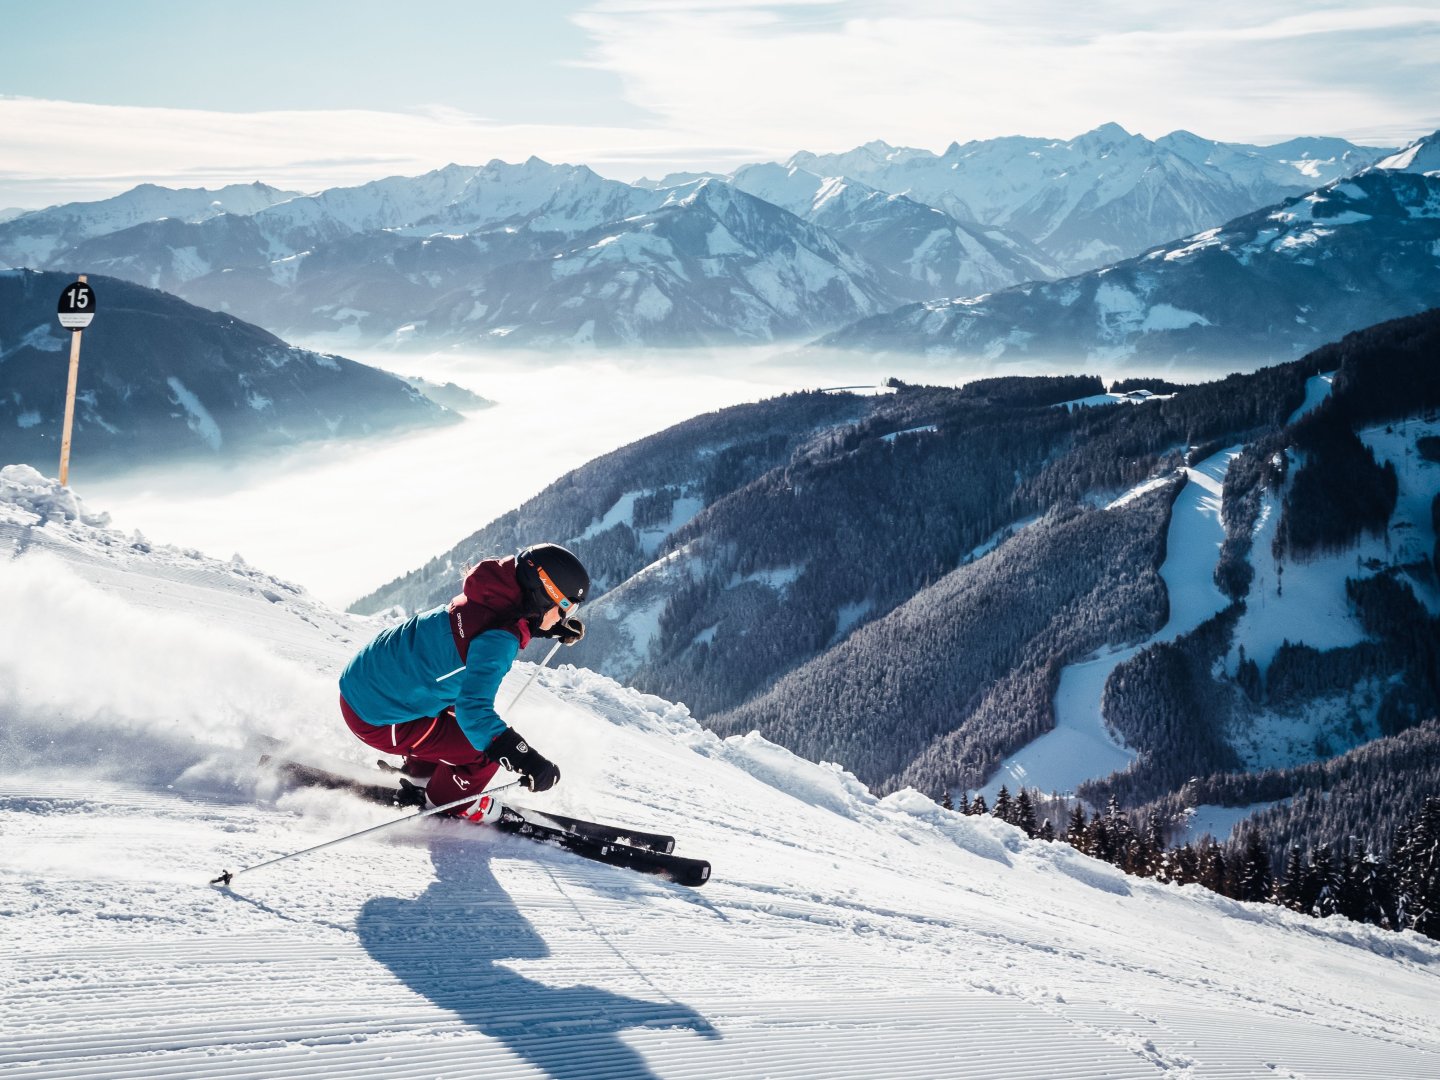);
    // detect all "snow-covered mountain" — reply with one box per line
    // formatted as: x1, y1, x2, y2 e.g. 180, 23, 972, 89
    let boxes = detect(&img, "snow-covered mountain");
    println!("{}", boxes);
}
0, 181, 296, 268
1159, 132, 1388, 200
31, 165, 895, 348
817, 133, 1440, 367
420, 179, 894, 348
123, 179, 897, 349
1, 470, 1437, 1078
413, 156, 658, 235
42, 160, 656, 293
731, 162, 1062, 301
0, 269, 454, 473
791, 123, 1393, 273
